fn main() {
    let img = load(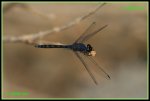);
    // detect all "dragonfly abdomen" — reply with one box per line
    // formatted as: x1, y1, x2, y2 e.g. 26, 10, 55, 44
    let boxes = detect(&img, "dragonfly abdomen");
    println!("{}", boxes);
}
35, 45, 71, 48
